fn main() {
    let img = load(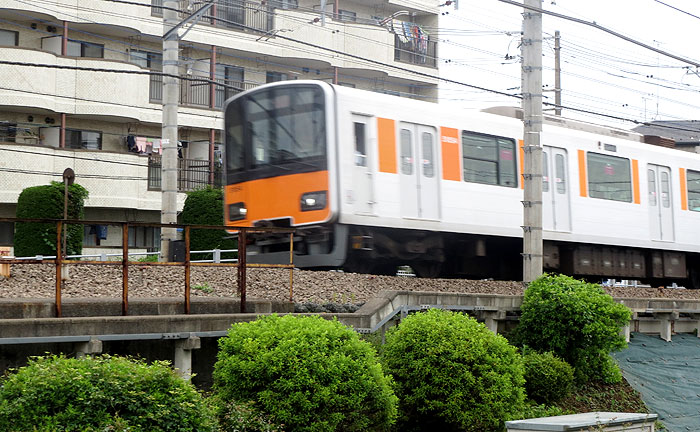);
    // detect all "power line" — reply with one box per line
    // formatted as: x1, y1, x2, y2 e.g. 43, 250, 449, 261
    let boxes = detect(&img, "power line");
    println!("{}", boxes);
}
496, 0, 700, 68
652, 0, 700, 21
